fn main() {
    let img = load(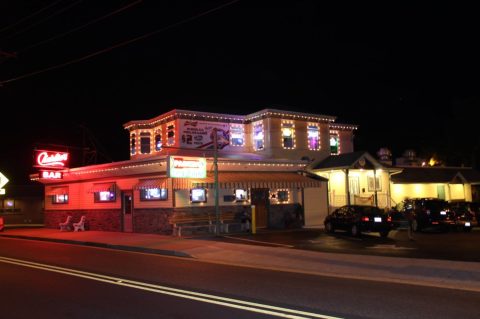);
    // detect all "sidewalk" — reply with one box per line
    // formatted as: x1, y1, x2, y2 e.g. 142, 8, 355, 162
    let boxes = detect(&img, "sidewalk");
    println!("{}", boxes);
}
1, 228, 480, 292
